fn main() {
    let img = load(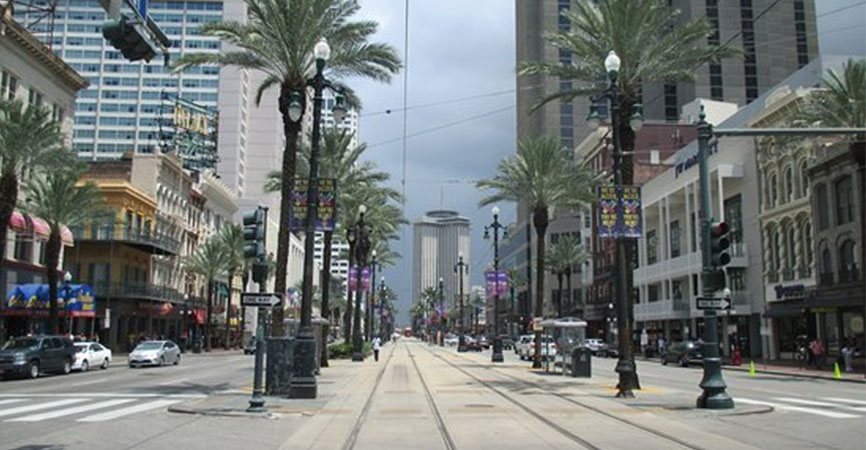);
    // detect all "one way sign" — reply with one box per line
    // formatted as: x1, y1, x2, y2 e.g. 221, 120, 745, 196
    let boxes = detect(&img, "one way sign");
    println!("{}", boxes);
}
696, 297, 730, 311
241, 293, 281, 307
